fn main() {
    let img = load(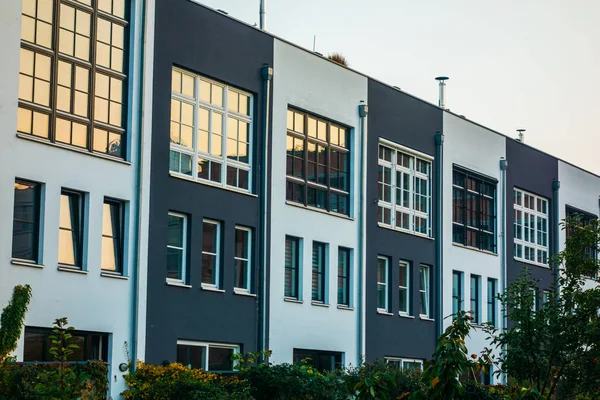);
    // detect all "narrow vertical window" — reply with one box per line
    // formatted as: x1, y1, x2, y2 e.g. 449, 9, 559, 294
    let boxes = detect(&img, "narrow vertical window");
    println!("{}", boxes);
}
234, 226, 252, 292
470, 275, 481, 324
419, 265, 430, 318
531, 288, 538, 312
487, 278, 497, 325
542, 290, 551, 307
514, 189, 549, 265
312, 242, 327, 303
101, 199, 123, 274
377, 256, 389, 311
166, 212, 187, 283
58, 190, 83, 268
399, 261, 410, 315
337, 248, 351, 306
201, 220, 221, 287
284, 236, 300, 299
12, 179, 41, 263
452, 271, 463, 317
